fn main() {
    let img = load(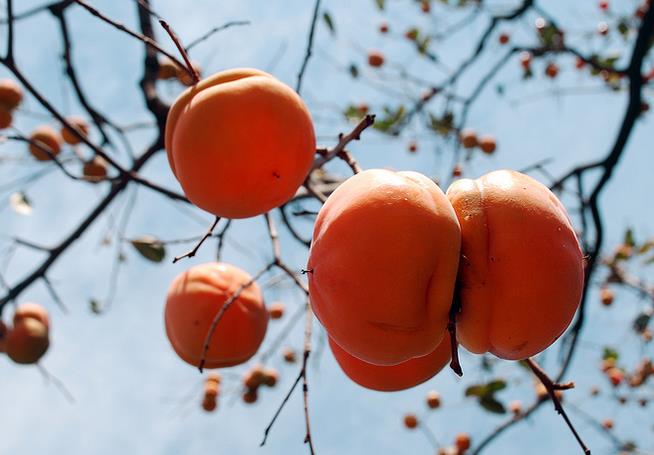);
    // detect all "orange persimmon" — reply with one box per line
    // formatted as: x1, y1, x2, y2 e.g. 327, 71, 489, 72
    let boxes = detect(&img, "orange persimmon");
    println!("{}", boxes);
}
28, 126, 62, 161
61, 116, 90, 145
329, 335, 451, 391
164, 262, 269, 369
447, 170, 584, 360
308, 169, 461, 365
0, 79, 22, 110
165, 68, 316, 219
